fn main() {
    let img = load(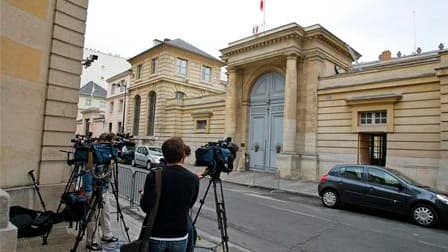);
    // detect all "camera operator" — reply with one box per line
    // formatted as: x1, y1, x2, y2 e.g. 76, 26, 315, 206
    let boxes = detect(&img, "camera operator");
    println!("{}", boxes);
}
83, 133, 118, 251
141, 137, 199, 252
